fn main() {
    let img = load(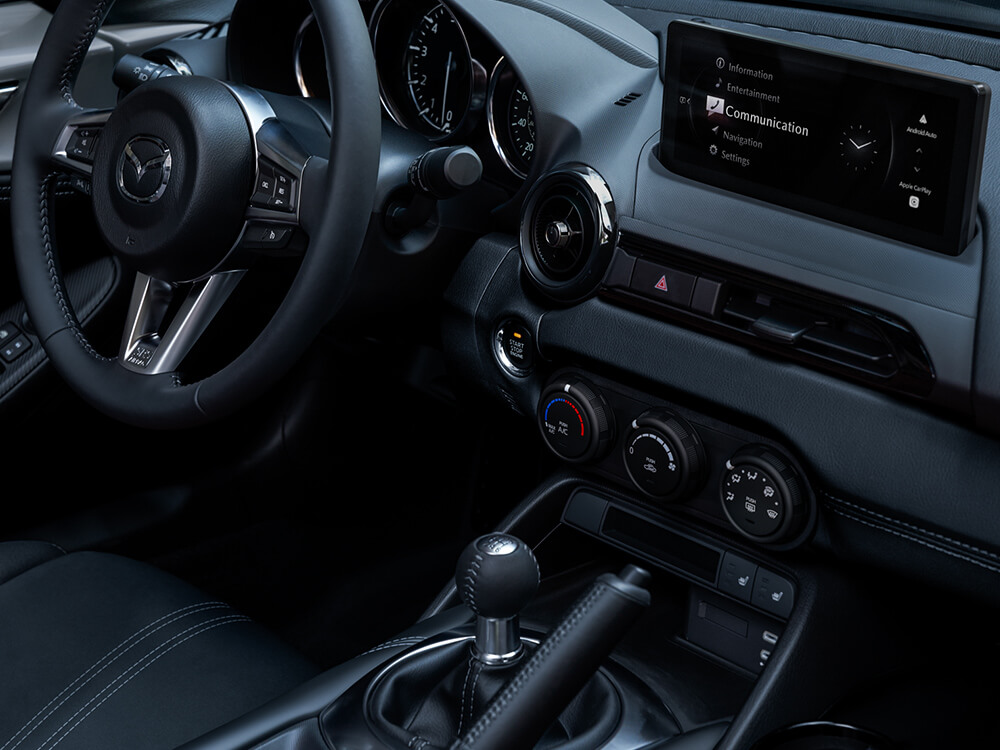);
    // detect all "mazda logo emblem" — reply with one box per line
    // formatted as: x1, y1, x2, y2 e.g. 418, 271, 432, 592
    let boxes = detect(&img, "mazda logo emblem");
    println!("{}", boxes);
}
117, 136, 172, 204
